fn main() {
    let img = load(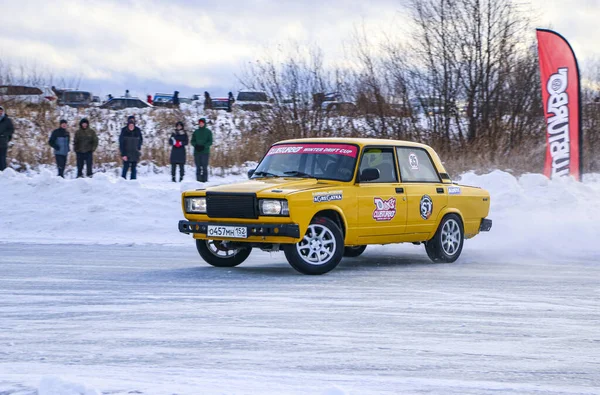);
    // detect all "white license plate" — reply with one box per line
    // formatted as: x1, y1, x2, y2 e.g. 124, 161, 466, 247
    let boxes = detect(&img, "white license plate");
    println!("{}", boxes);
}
207, 225, 247, 239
